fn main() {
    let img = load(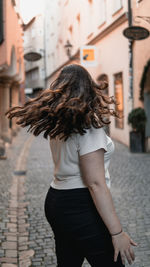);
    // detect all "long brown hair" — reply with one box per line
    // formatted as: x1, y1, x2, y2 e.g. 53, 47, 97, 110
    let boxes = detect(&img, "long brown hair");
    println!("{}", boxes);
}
5, 64, 118, 140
